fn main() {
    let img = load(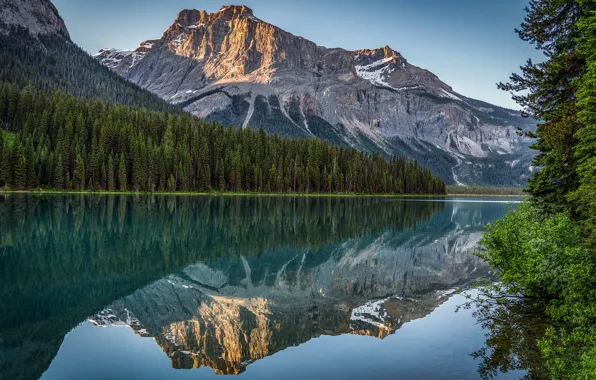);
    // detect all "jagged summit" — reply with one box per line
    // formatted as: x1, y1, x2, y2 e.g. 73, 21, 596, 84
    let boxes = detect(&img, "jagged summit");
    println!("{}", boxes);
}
217, 5, 255, 17
356, 45, 402, 61
174, 5, 258, 27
